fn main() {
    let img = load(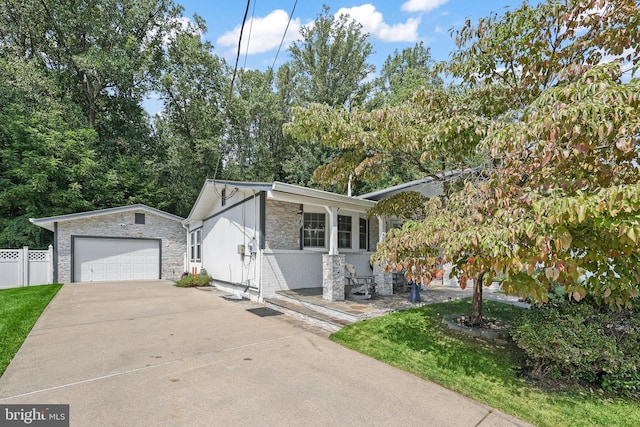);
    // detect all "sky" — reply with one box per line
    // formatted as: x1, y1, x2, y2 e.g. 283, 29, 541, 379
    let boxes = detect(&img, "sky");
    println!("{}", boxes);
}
145, 1, 527, 114
177, 0, 524, 71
